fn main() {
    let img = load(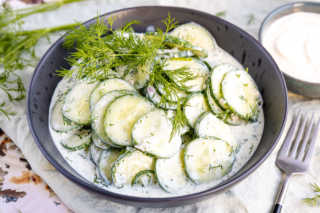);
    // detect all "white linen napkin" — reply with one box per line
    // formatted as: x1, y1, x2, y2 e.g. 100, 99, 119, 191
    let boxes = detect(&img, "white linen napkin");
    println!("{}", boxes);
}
1, 0, 320, 212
